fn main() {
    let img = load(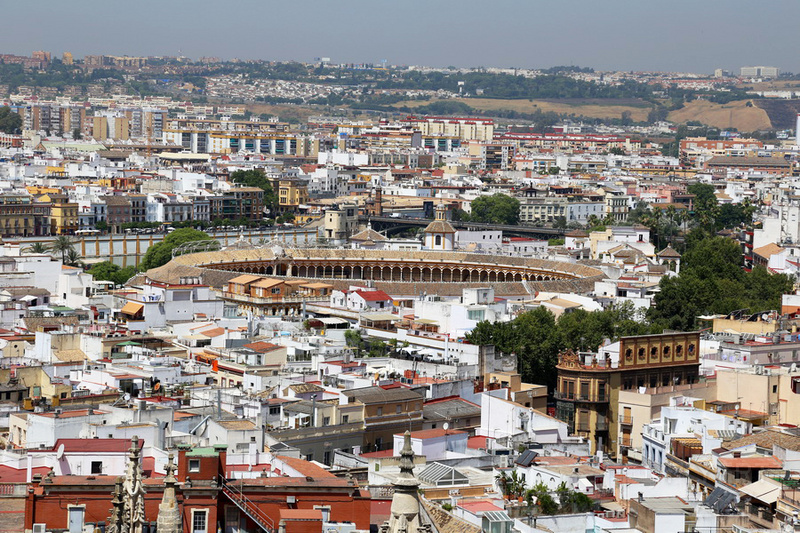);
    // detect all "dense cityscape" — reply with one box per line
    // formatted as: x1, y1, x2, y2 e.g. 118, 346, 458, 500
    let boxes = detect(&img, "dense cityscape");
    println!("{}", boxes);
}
1, 47, 800, 533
